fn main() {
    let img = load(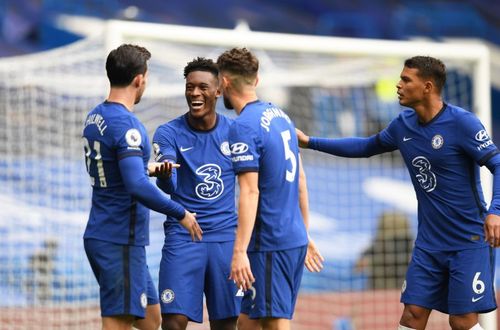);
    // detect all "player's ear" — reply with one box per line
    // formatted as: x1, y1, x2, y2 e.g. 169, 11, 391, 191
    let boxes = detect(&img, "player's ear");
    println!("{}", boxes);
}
221, 76, 227, 88
254, 75, 259, 87
424, 80, 433, 94
215, 81, 221, 97
220, 74, 230, 89
132, 74, 143, 88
